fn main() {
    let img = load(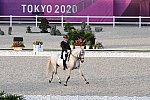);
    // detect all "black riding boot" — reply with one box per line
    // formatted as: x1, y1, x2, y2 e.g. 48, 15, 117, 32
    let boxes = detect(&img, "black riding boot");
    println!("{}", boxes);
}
63, 60, 67, 70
